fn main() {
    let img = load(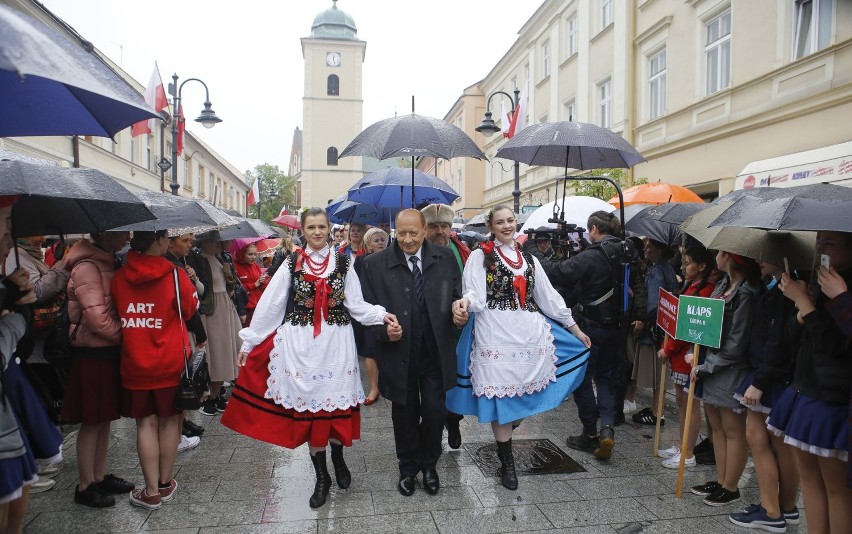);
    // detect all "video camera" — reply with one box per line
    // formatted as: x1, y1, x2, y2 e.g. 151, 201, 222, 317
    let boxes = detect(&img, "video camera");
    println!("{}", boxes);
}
524, 219, 590, 260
